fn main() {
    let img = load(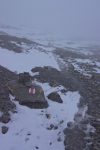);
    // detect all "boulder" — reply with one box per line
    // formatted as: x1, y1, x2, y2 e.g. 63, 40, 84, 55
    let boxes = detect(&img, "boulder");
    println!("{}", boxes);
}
67, 122, 74, 128
1, 113, 10, 123
7, 80, 48, 109
1, 126, 9, 134
47, 92, 63, 103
